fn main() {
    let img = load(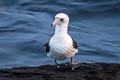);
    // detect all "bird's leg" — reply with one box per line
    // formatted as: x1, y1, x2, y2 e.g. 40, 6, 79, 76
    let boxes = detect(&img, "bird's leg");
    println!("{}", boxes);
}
71, 57, 74, 64
54, 59, 60, 69
70, 57, 75, 70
